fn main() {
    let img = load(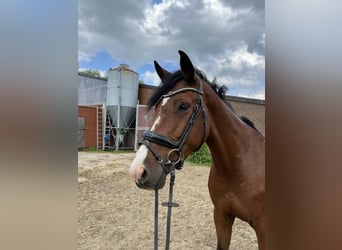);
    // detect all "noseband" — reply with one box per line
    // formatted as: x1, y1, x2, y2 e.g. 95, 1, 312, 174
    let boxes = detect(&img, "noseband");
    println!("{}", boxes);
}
139, 78, 207, 173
